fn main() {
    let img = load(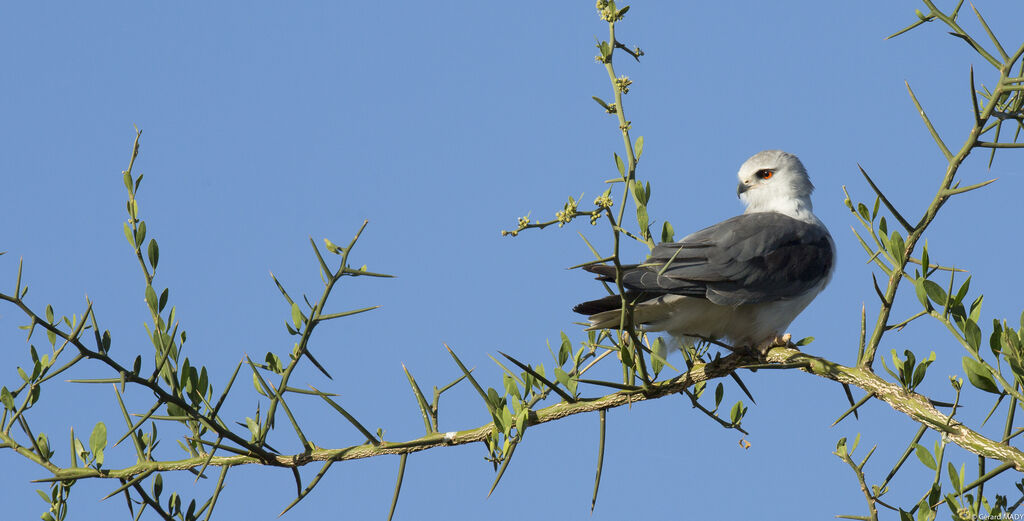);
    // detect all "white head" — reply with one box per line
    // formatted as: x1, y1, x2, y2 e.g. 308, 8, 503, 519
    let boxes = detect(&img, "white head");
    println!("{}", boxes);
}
736, 150, 815, 219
